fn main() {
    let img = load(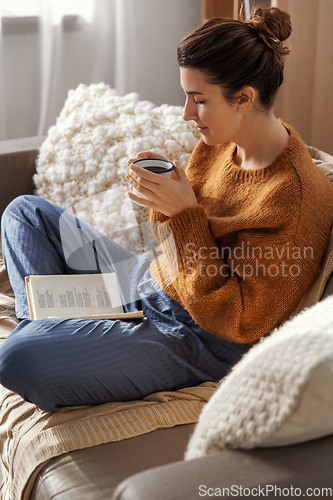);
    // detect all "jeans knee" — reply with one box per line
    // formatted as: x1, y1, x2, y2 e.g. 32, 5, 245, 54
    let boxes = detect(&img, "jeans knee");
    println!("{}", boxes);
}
1, 196, 19, 232
0, 327, 38, 385
0, 335, 28, 394
3, 194, 34, 215
0, 328, 53, 411
1, 195, 36, 233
